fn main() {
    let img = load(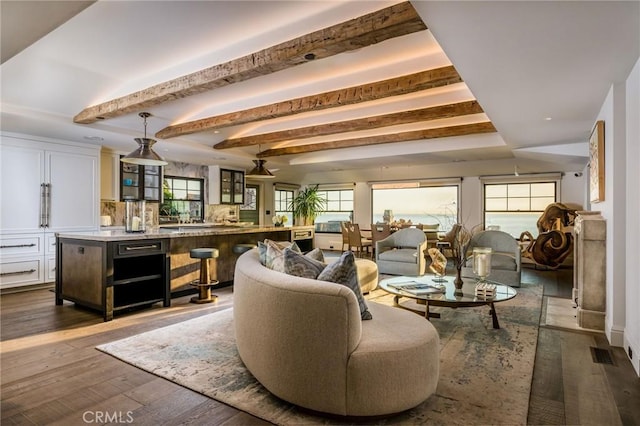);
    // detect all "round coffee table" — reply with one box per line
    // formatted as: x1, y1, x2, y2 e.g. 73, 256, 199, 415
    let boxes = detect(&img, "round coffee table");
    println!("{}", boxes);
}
379, 275, 517, 329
